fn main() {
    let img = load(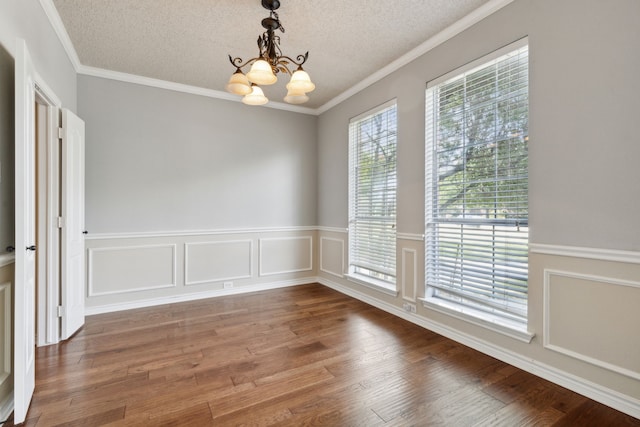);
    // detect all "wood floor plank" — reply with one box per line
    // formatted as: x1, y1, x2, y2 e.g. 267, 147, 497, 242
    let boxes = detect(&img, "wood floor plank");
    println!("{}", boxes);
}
7, 283, 639, 426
